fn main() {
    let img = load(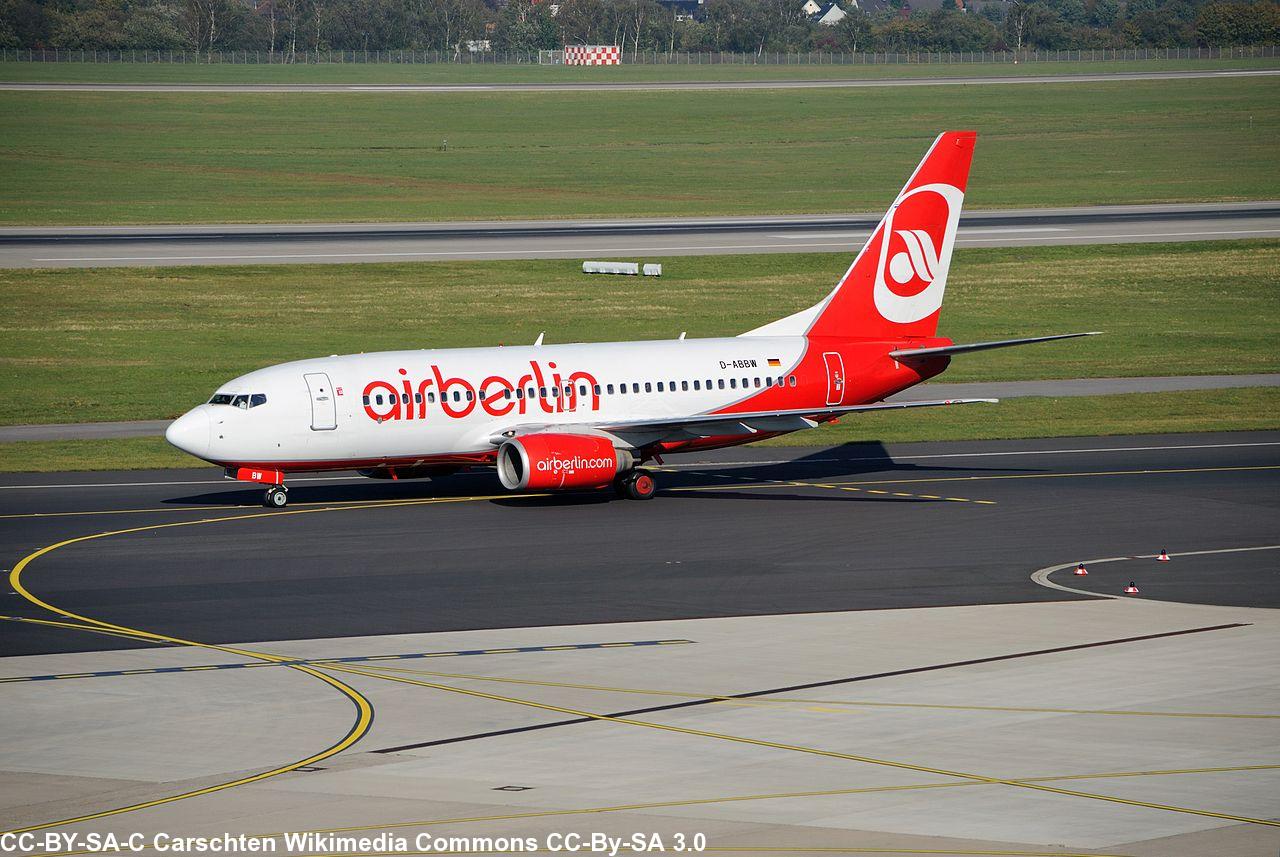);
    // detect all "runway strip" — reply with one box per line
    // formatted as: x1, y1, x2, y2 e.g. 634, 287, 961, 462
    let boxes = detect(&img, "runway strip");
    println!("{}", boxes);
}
3, 68, 1277, 93
2, 201, 1276, 268
3, 431, 1276, 650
